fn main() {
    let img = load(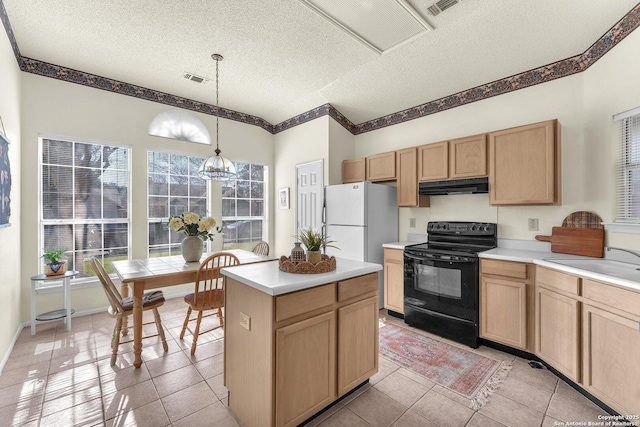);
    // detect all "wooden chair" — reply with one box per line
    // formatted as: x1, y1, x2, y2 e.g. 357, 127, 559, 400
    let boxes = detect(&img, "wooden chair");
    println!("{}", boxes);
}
180, 252, 240, 355
91, 256, 168, 365
252, 241, 269, 256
